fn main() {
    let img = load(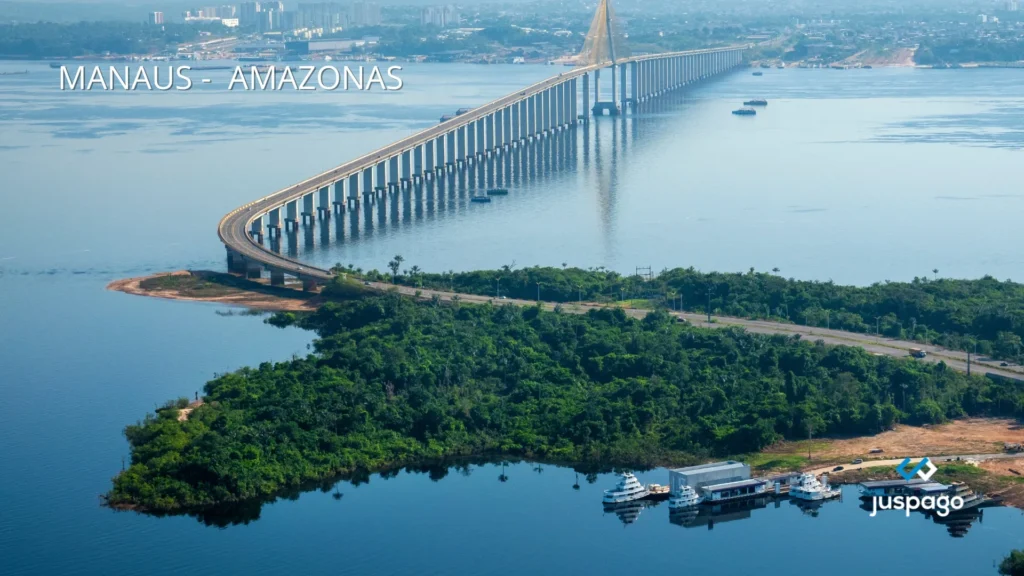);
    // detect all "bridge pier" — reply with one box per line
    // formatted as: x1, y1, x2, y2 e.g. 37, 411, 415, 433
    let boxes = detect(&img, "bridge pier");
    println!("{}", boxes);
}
245, 260, 262, 280
270, 269, 285, 286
